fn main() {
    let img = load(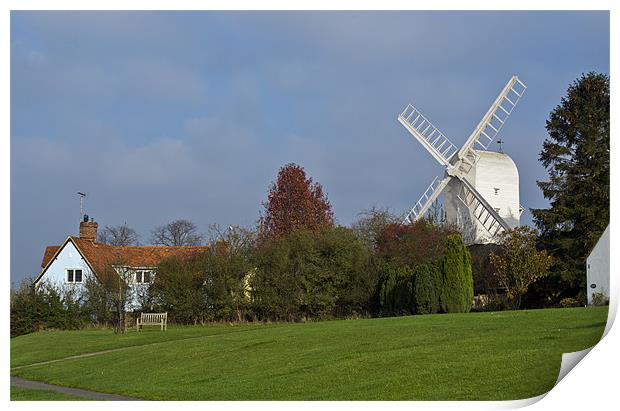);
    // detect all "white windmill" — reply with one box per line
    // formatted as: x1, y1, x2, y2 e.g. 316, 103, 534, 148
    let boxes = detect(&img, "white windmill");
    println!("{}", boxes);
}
398, 76, 527, 244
